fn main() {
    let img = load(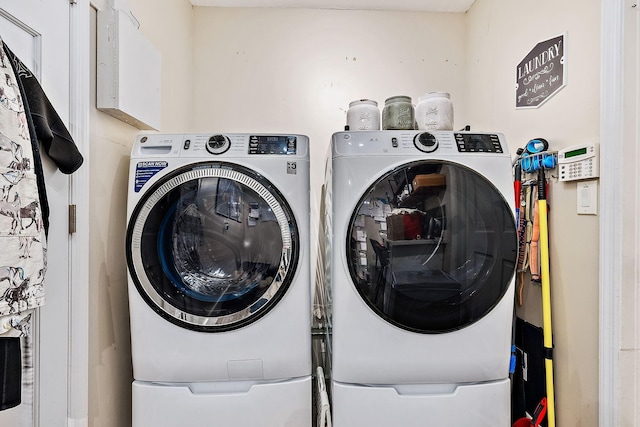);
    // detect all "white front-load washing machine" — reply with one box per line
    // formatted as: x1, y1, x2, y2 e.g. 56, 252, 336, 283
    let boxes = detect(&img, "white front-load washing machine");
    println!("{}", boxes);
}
126, 133, 311, 427
326, 130, 518, 426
